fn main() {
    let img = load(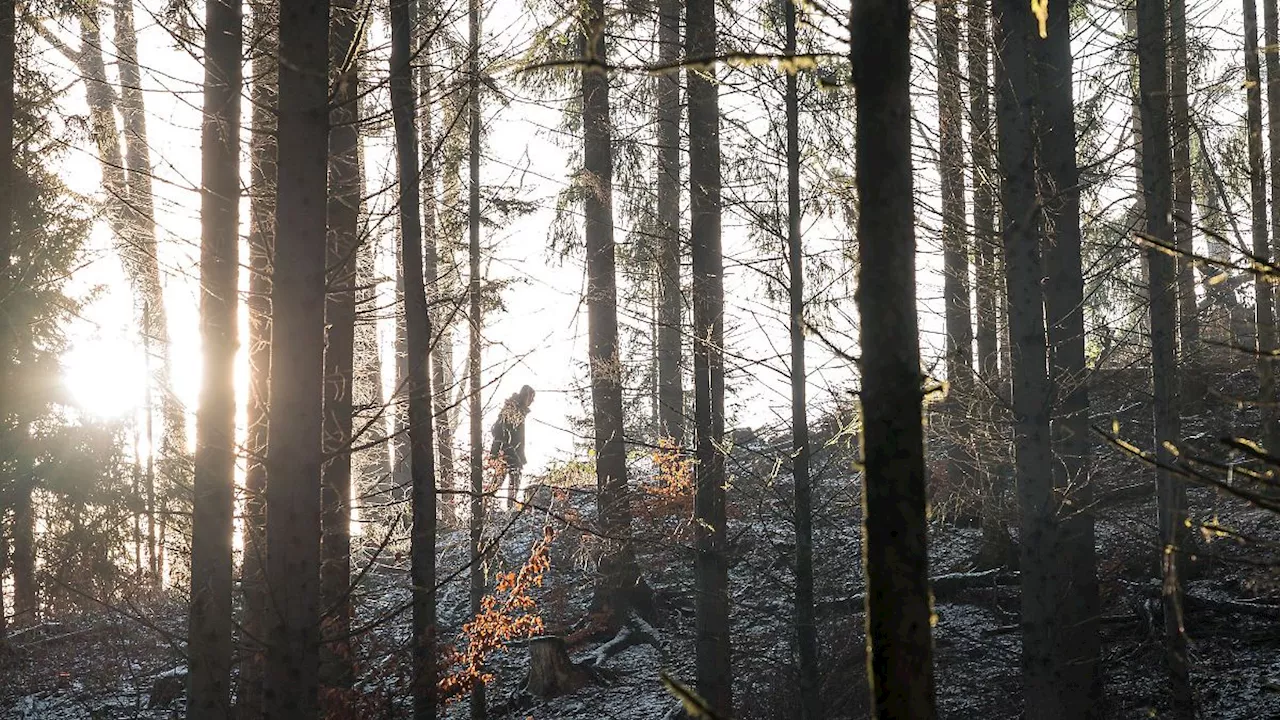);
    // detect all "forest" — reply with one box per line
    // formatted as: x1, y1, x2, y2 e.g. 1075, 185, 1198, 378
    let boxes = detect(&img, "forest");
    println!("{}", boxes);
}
0, 0, 1278, 717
